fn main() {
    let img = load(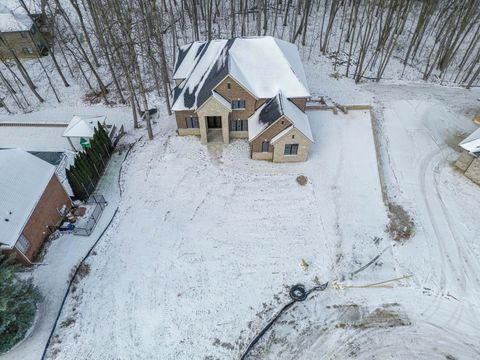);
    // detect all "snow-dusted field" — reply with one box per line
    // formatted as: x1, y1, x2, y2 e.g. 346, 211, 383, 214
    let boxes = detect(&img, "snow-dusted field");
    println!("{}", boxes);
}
254, 99, 480, 359
43, 108, 392, 359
